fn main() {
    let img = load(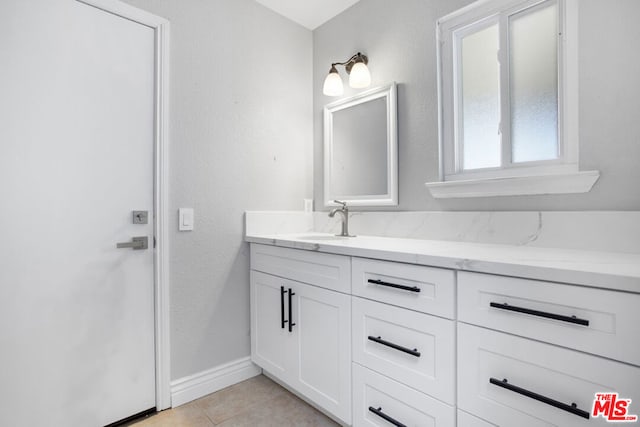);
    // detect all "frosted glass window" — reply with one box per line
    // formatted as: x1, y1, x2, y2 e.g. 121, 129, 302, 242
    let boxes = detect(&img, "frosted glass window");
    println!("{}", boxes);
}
461, 24, 501, 170
438, 0, 577, 186
510, 3, 559, 163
